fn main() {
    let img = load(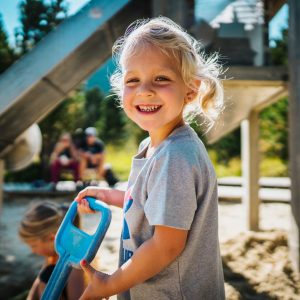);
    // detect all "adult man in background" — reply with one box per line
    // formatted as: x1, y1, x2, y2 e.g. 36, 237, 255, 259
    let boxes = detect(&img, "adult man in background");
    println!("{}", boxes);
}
79, 127, 105, 180
79, 127, 118, 186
